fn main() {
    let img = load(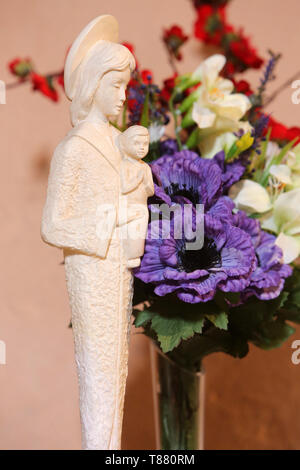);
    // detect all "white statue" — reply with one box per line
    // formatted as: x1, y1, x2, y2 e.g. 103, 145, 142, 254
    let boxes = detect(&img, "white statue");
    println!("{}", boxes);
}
118, 125, 154, 268
41, 15, 153, 450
